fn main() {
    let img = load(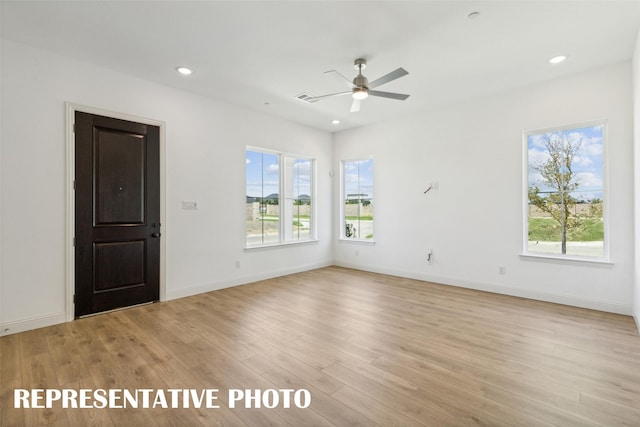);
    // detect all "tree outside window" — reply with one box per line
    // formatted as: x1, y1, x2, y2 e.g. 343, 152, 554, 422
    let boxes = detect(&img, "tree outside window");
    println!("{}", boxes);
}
526, 122, 605, 258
